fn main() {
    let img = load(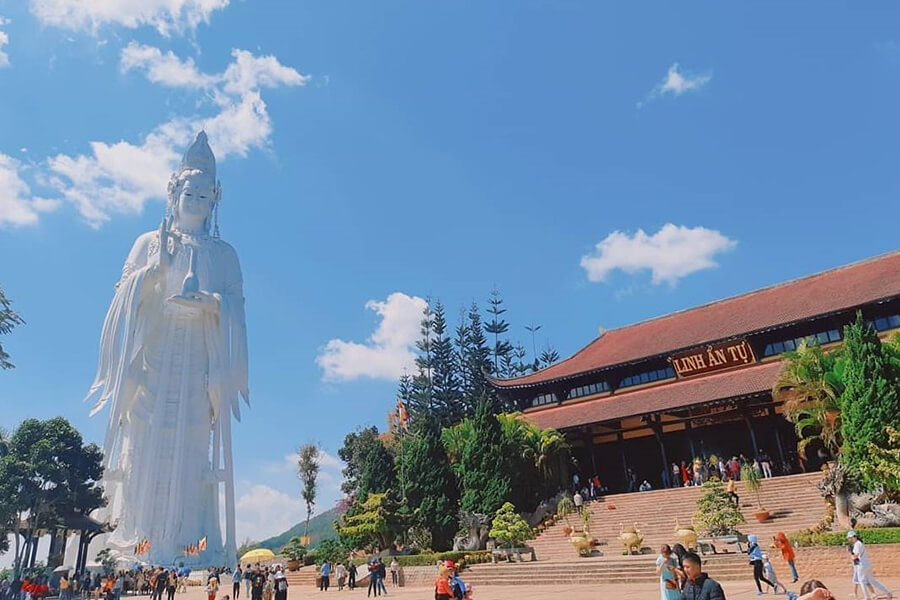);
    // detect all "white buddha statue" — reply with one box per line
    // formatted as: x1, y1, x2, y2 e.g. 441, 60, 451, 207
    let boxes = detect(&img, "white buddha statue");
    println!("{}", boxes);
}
86, 132, 249, 566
